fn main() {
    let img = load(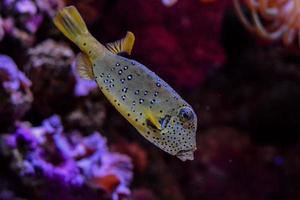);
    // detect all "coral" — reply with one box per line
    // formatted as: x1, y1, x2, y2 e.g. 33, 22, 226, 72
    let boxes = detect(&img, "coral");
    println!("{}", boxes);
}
25, 39, 76, 117
65, 90, 106, 133
0, 115, 133, 200
0, 54, 32, 131
25, 39, 99, 119
0, 1, 300, 200
72, 61, 98, 97
111, 140, 148, 173
0, 0, 64, 45
0, 16, 4, 41
35, 0, 65, 17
